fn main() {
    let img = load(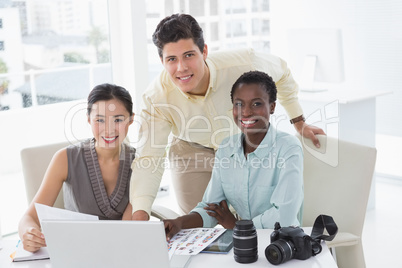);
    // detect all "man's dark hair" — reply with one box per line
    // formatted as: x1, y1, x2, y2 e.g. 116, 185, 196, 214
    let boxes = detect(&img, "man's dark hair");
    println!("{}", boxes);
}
152, 14, 205, 58
230, 71, 277, 103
